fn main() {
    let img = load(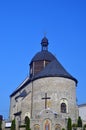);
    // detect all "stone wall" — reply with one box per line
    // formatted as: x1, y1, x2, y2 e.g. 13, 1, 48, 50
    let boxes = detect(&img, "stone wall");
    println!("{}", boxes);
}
9, 76, 78, 130
32, 77, 78, 123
